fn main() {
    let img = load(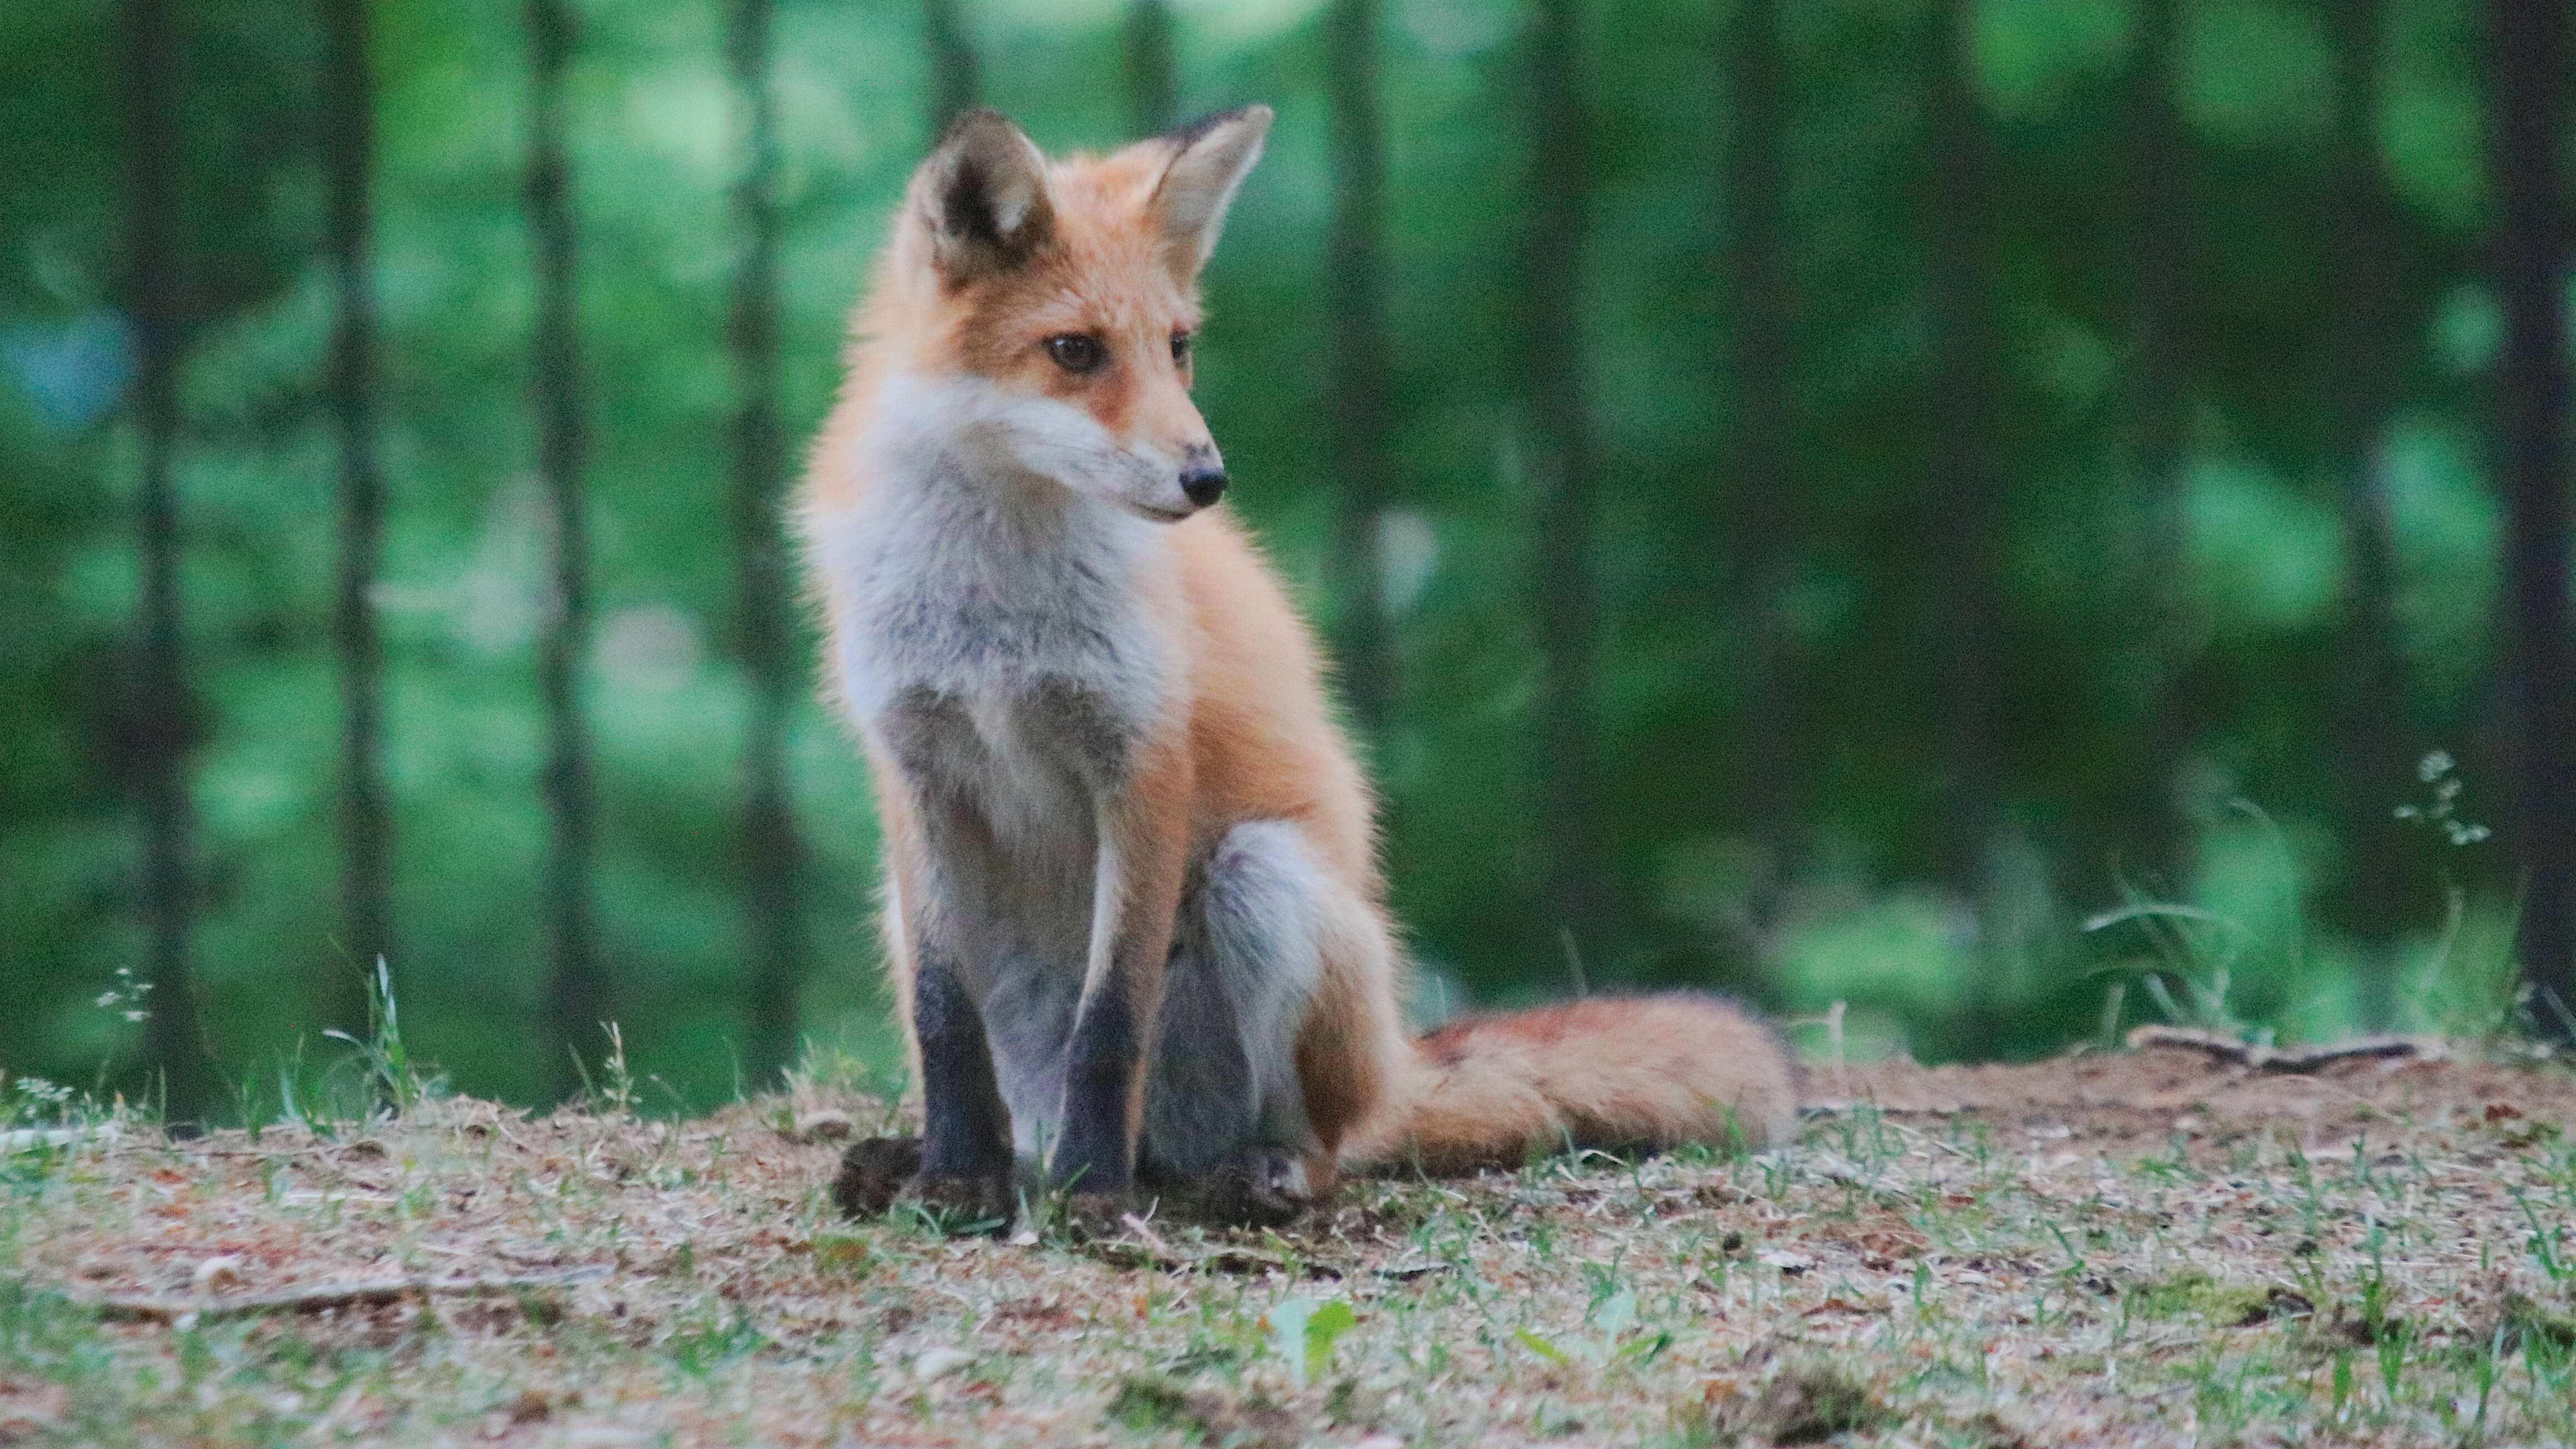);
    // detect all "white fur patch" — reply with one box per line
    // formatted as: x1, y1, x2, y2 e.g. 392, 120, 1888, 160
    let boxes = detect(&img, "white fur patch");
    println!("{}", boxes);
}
880, 372, 1189, 522
814, 372, 1183, 722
